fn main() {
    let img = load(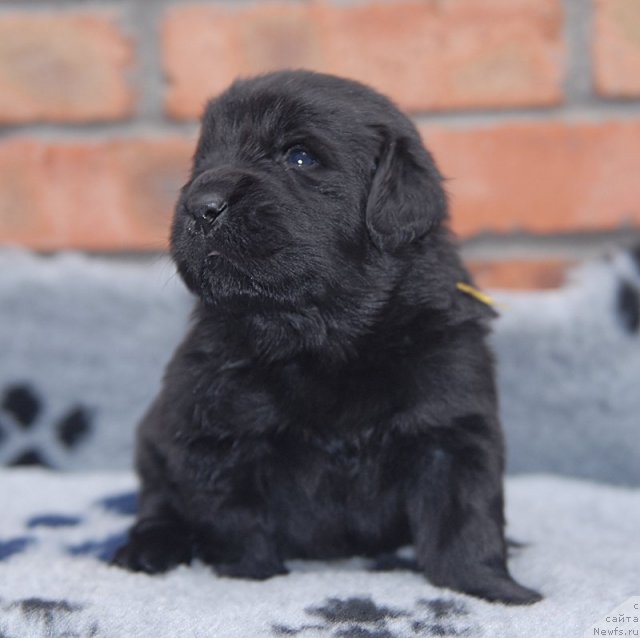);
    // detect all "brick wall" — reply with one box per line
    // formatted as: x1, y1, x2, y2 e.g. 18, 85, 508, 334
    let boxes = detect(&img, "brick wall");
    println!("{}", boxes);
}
0, 0, 639, 289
